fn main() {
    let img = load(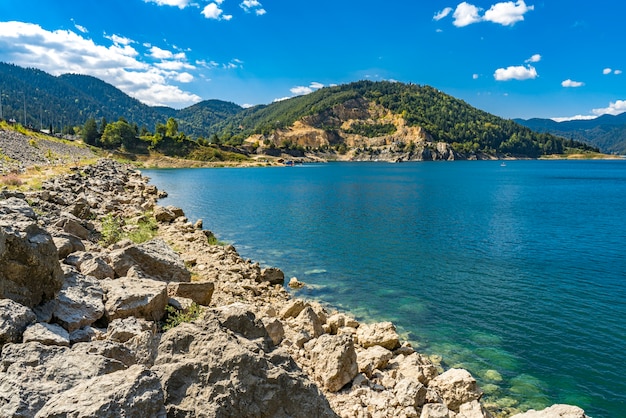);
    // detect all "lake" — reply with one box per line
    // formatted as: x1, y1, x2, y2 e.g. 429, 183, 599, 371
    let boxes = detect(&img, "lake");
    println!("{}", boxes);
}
143, 160, 626, 417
